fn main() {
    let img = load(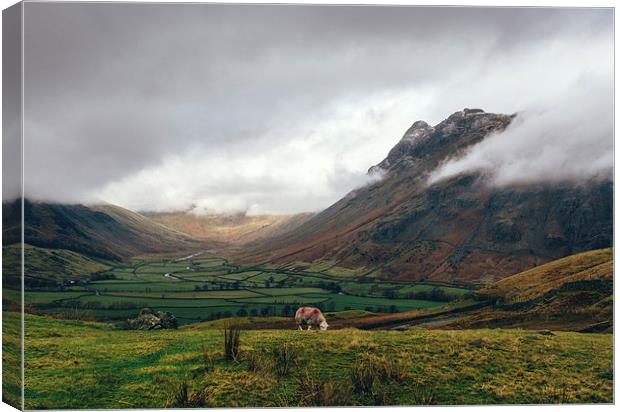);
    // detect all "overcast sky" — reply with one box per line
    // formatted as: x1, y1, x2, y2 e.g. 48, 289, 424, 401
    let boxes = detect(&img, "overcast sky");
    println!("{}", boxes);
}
19, 3, 613, 214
